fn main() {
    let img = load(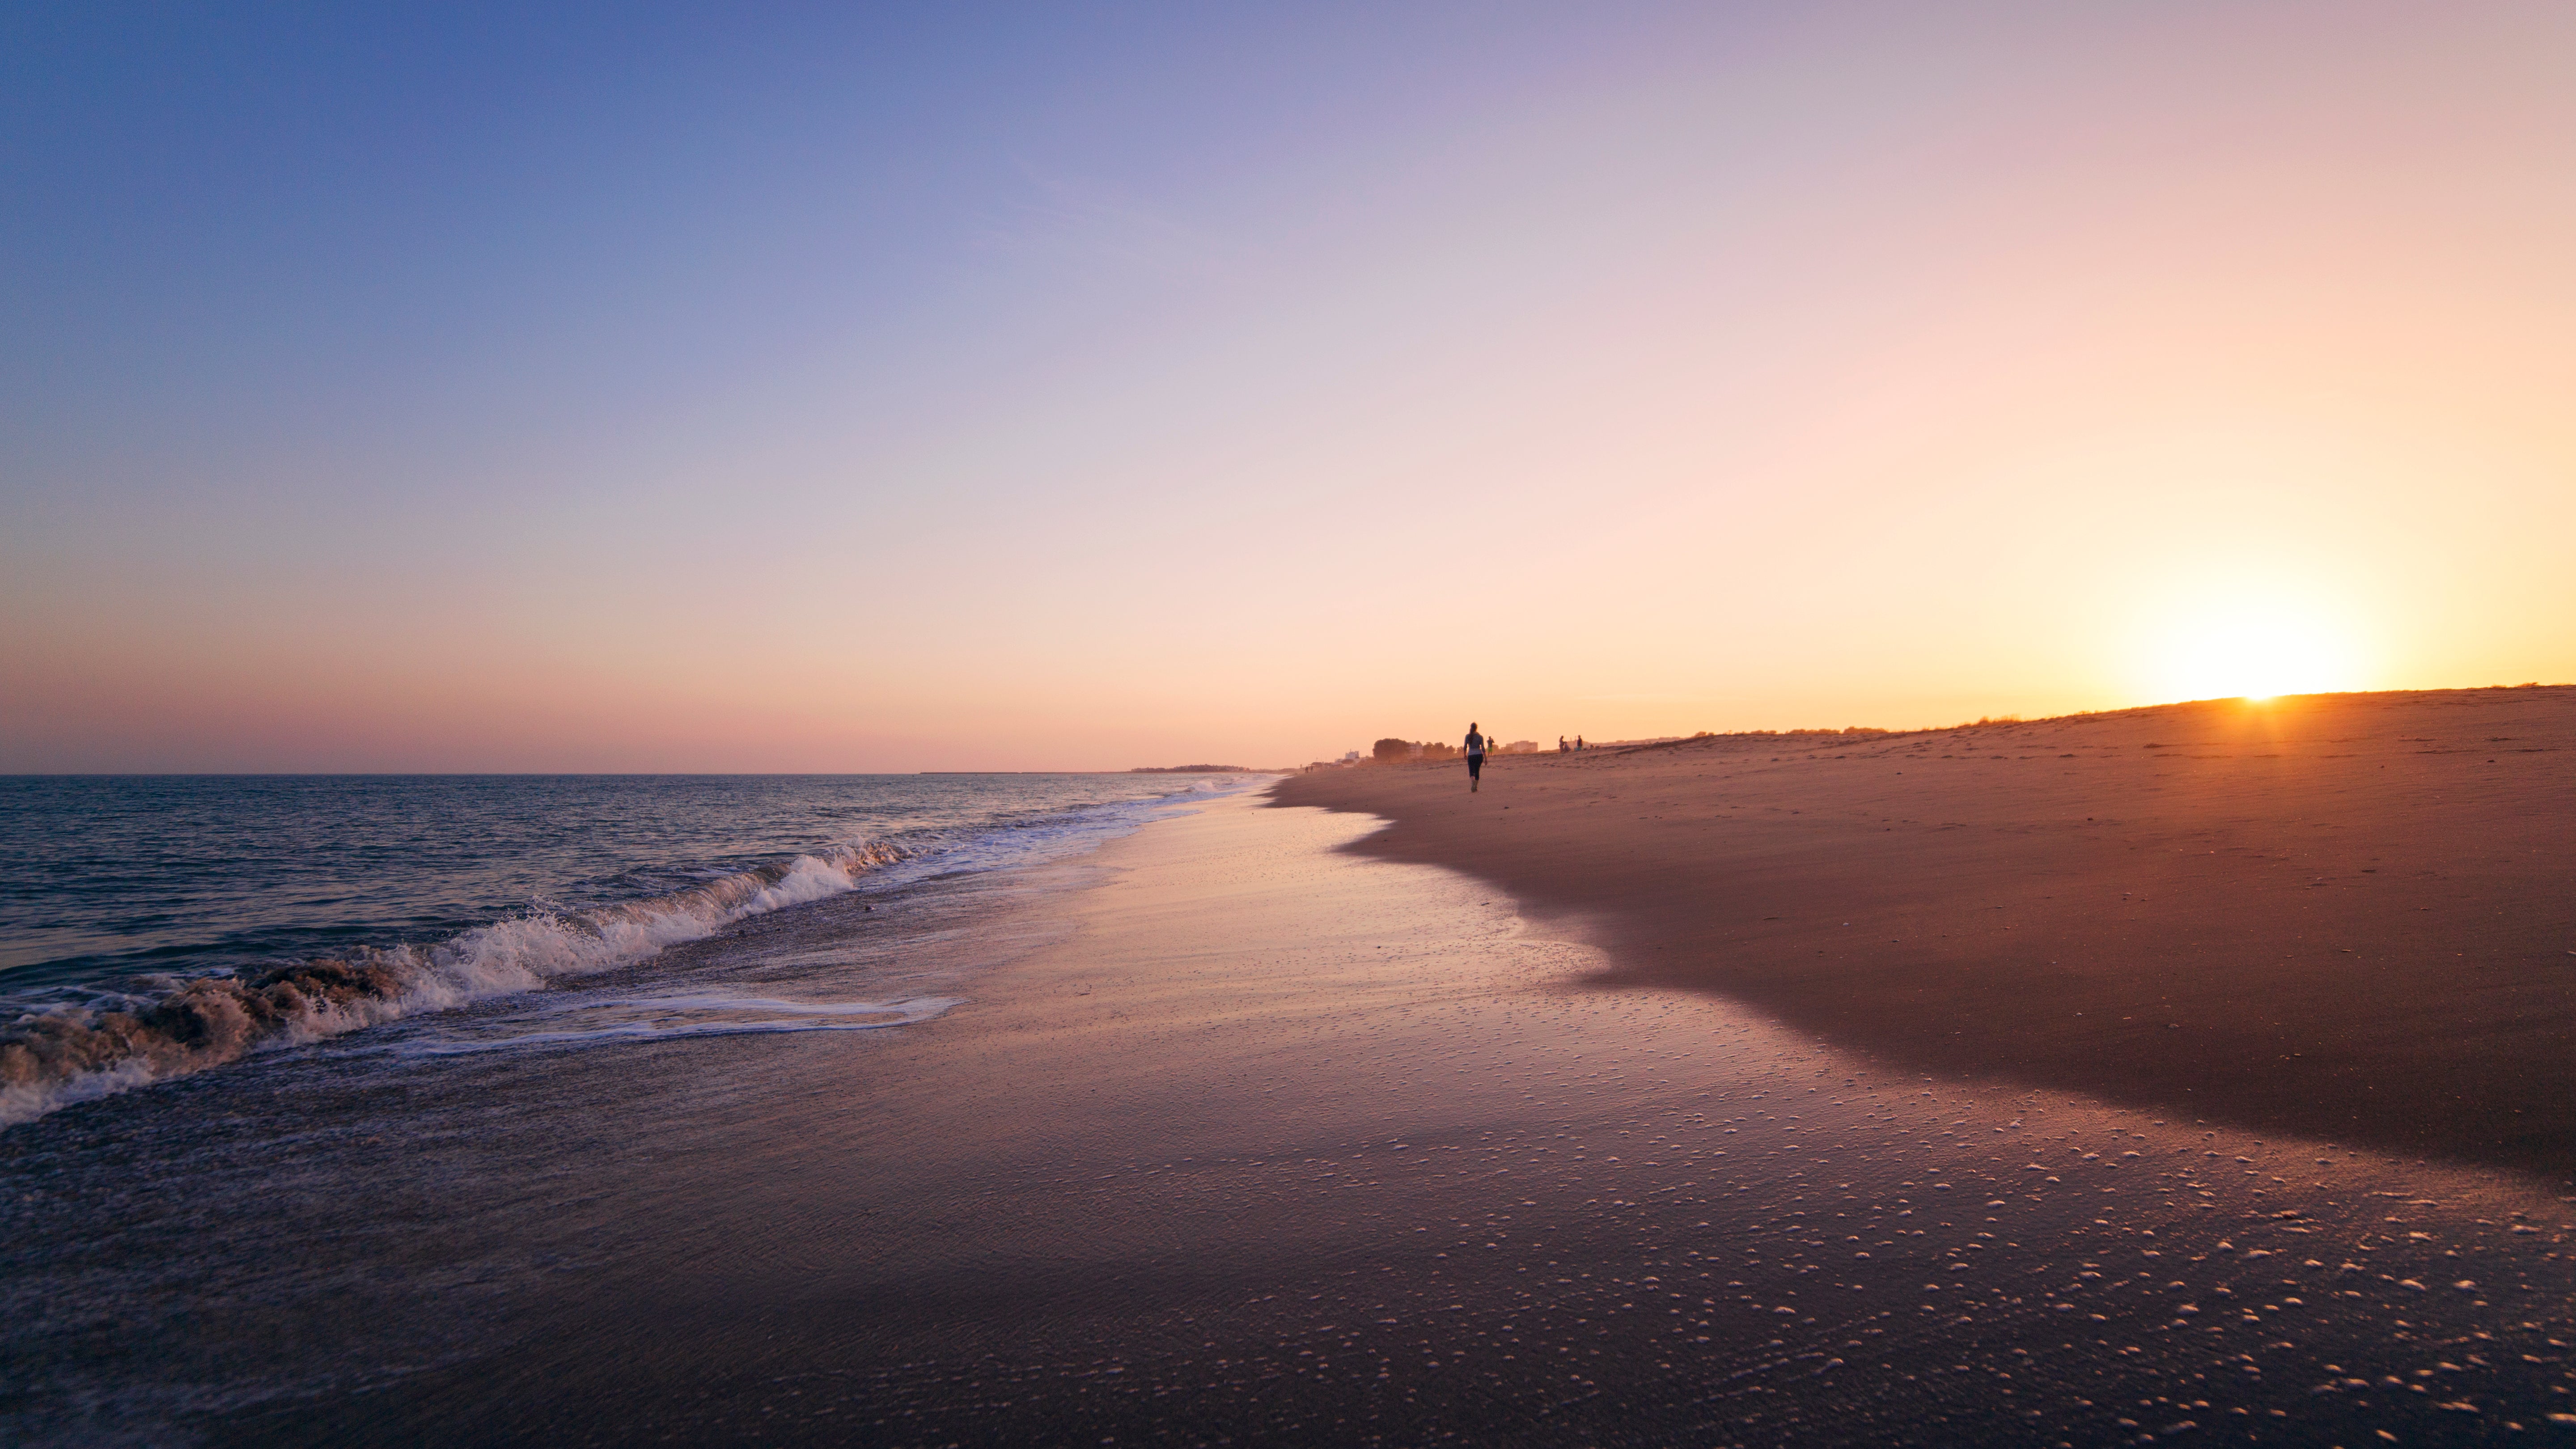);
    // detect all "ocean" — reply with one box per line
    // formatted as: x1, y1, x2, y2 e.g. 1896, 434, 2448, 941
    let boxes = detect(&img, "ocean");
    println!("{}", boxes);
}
3, 771, 1282, 1442
0, 772, 1263, 1125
